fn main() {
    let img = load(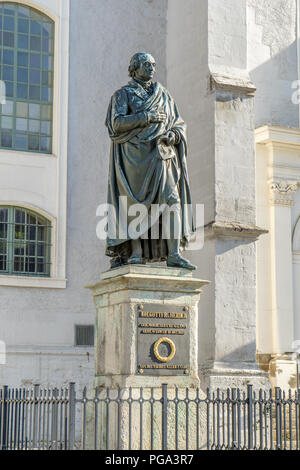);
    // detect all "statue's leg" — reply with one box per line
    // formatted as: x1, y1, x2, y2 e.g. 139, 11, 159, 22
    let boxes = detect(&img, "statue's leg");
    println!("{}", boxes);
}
164, 202, 196, 271
128, 239, 144, 264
